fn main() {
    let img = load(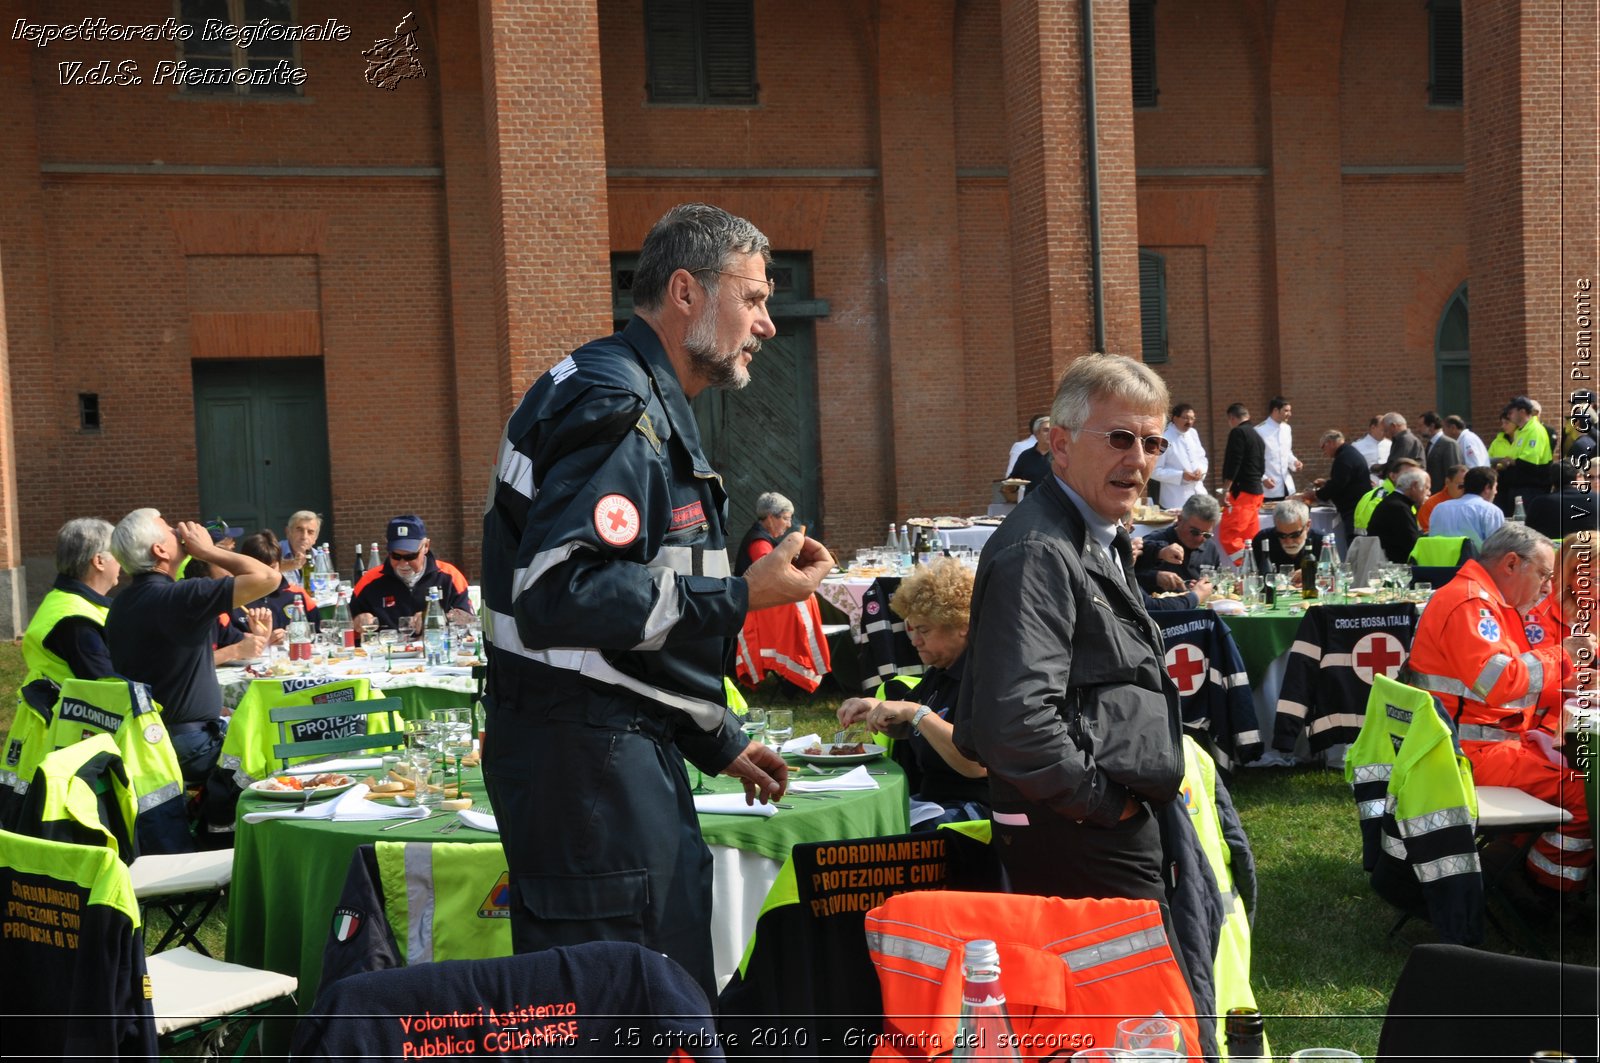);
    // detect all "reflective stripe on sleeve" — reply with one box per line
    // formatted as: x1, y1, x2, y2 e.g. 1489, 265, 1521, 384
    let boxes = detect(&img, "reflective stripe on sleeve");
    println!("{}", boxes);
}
1395, 805, 1472, 838
135, 781, 183, 813
1473, 654, 1512, 699
1061, 925, 1169, 973
865, 929, 951, 979
494, 438, 536, 502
